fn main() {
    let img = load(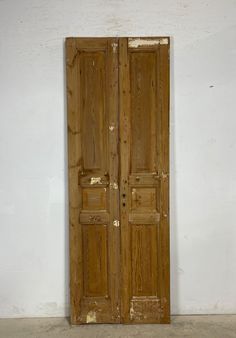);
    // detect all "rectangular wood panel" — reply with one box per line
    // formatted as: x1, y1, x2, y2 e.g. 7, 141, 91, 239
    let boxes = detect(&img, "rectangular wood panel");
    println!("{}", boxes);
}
130, 52, 157, 173
82, 225, 108, 297
82, 188, 107, 210
131, 225, 158, 296
131, 188, 157, 212
80, 52, 107, 170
